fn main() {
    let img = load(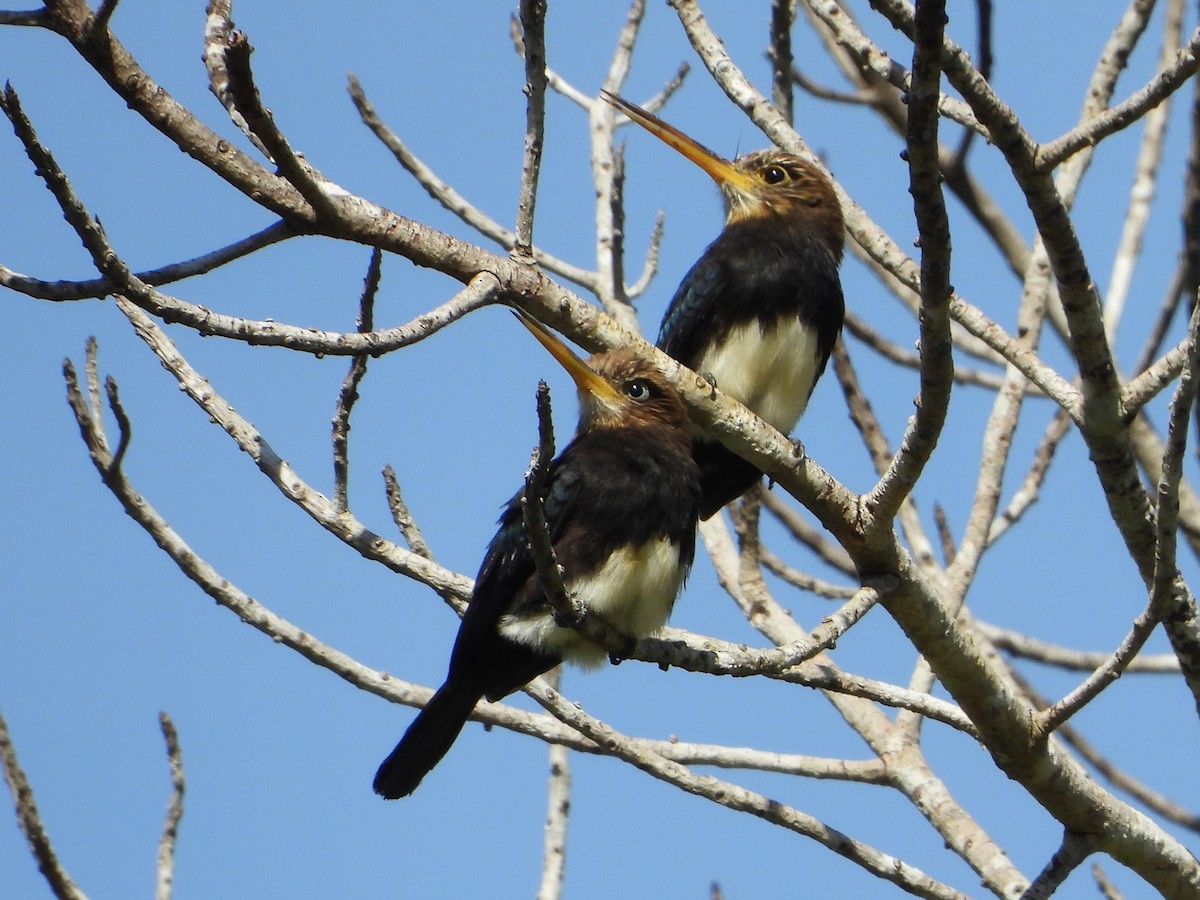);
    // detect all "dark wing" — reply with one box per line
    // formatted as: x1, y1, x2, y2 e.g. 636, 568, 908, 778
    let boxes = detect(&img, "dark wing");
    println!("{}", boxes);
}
656, 239, 731, 367
656, 221, 845, 519
659, 224, 845, 369
373, 459, 585, 798
443, 454, 584, 700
